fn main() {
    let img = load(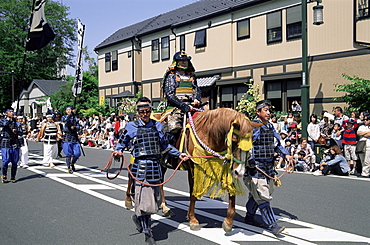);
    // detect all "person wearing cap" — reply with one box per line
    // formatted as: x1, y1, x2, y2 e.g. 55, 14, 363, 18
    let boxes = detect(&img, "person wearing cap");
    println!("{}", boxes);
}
17, 115, 31, 168
113, 97, 189, 245
36, 114, 62, 167
62, 106, 82, 174
163, 50, 202, 135
357, 113, 370, 177
243, 100, 294, 235
0, 109, 23, 183
342, 118, 359, 174
287, 123, 299, 146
